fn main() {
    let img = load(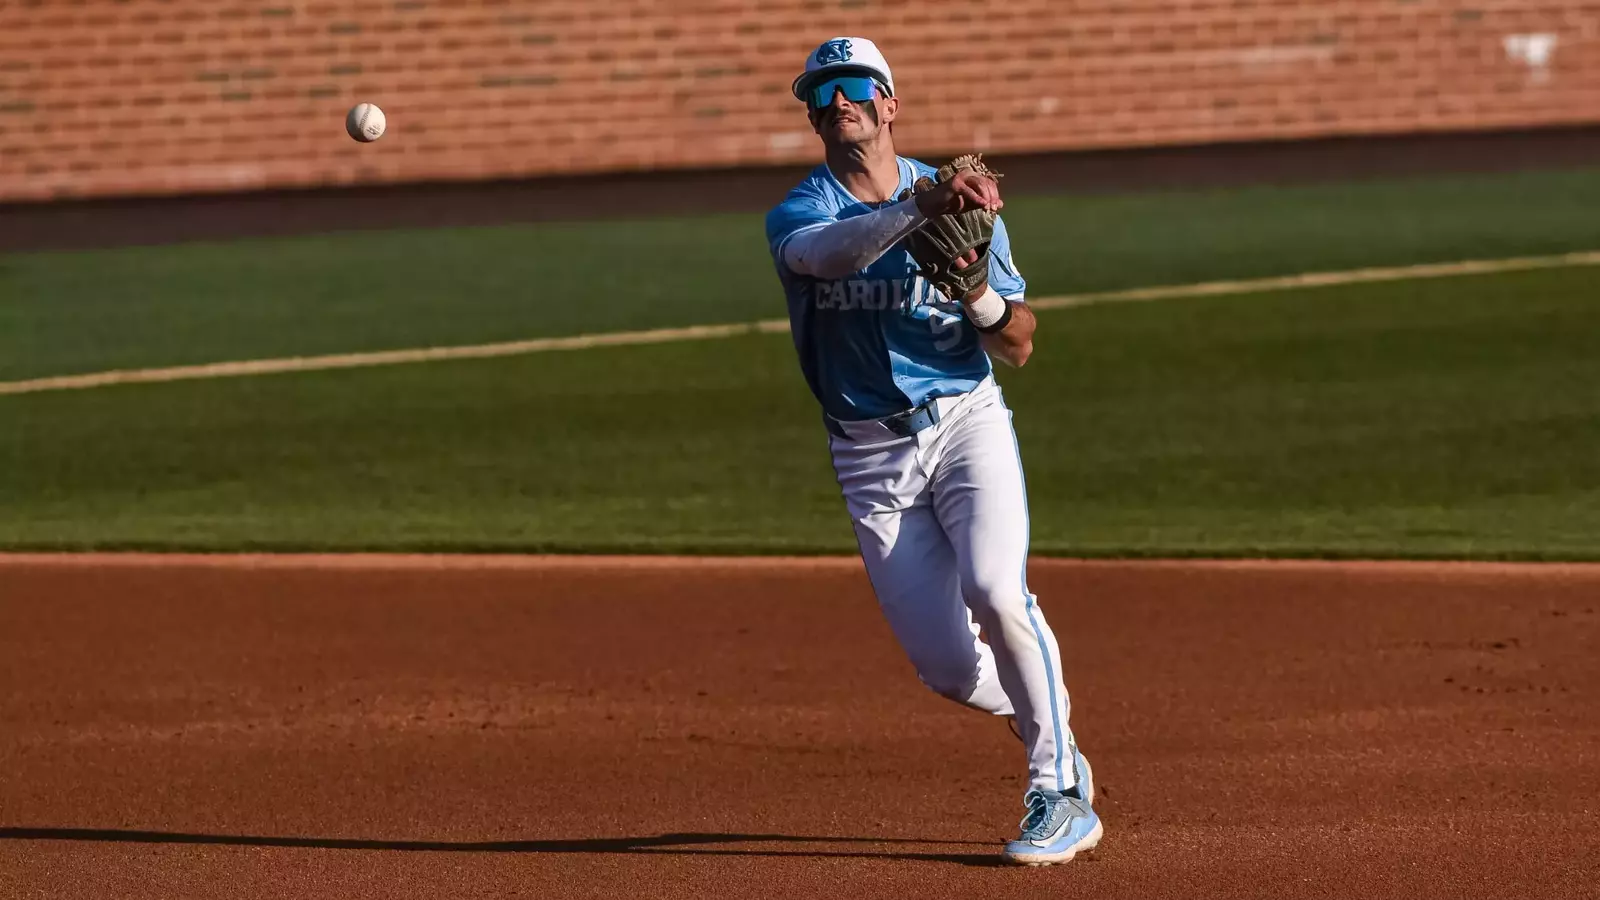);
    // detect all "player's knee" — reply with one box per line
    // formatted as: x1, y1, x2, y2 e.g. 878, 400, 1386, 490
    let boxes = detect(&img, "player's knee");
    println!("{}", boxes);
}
917, 663, 981, 701
908, 648, 982, 699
